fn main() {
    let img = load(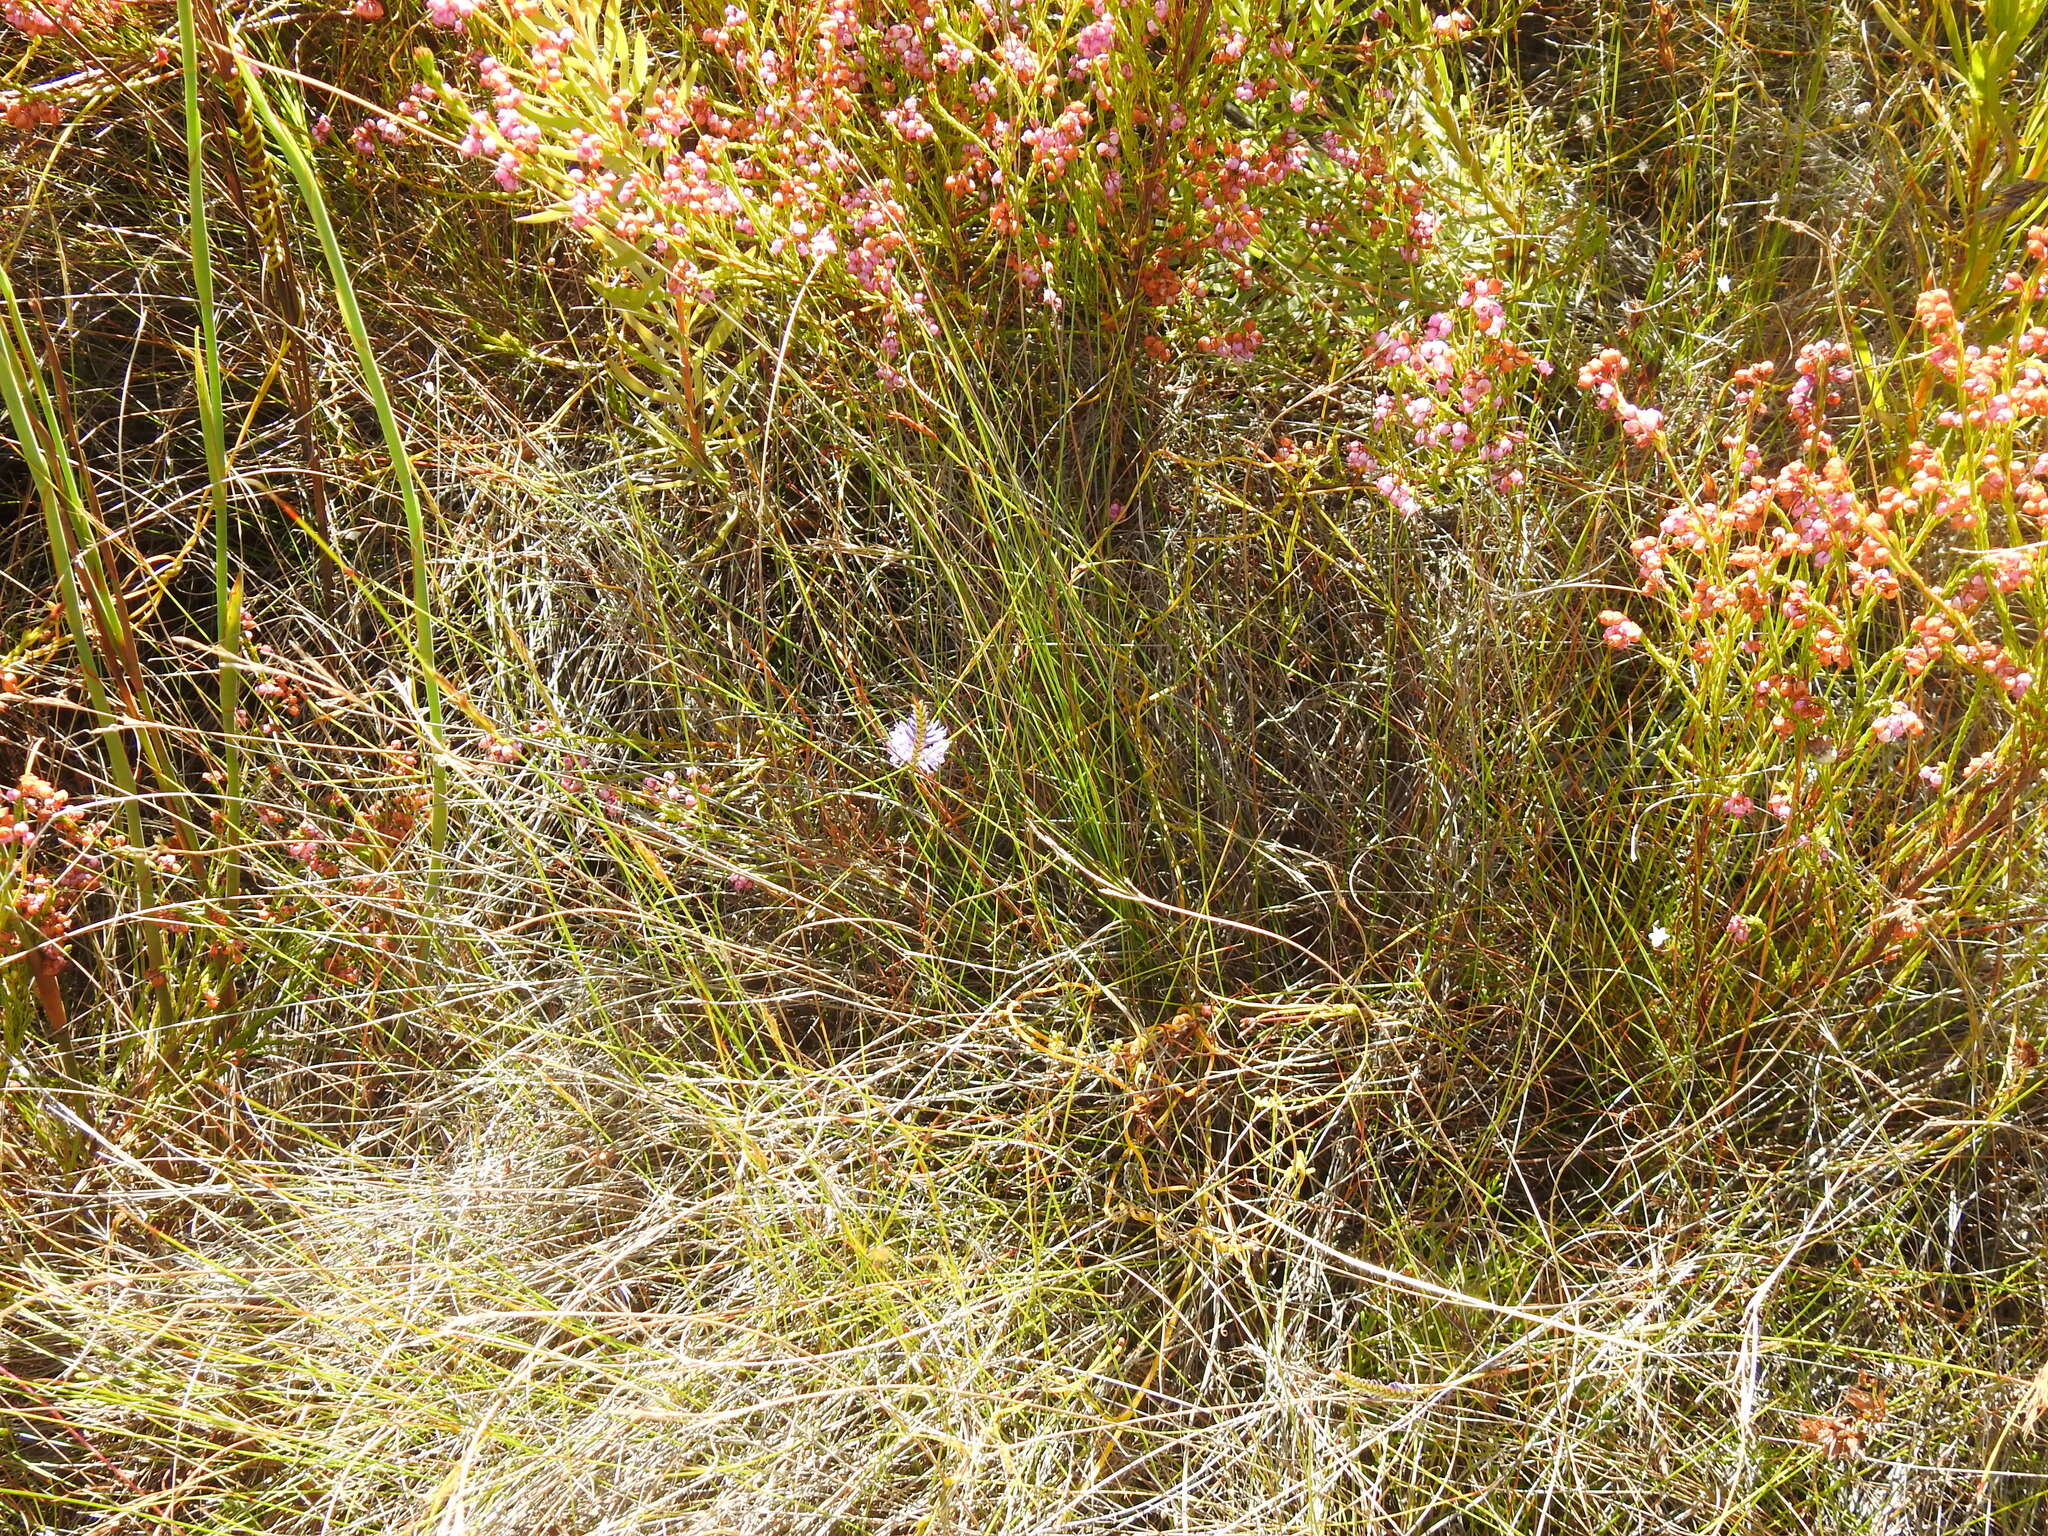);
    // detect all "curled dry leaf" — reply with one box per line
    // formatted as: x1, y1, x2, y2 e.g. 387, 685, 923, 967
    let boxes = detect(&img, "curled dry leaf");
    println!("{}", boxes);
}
1798, 1373, 1888, 1461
